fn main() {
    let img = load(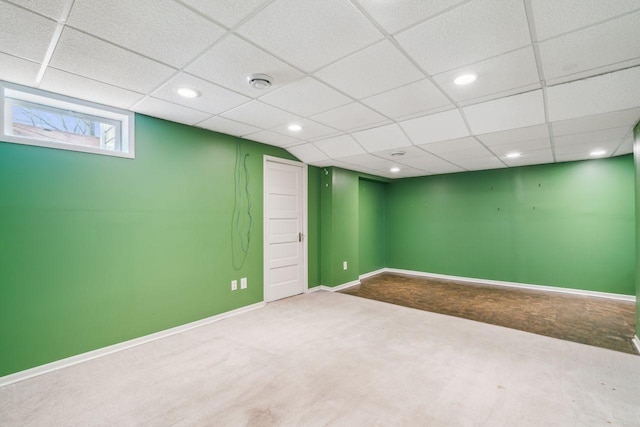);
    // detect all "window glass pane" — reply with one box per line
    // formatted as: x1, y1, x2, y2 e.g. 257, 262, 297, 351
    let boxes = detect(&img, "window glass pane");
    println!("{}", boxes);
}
8, 100, 120, 151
